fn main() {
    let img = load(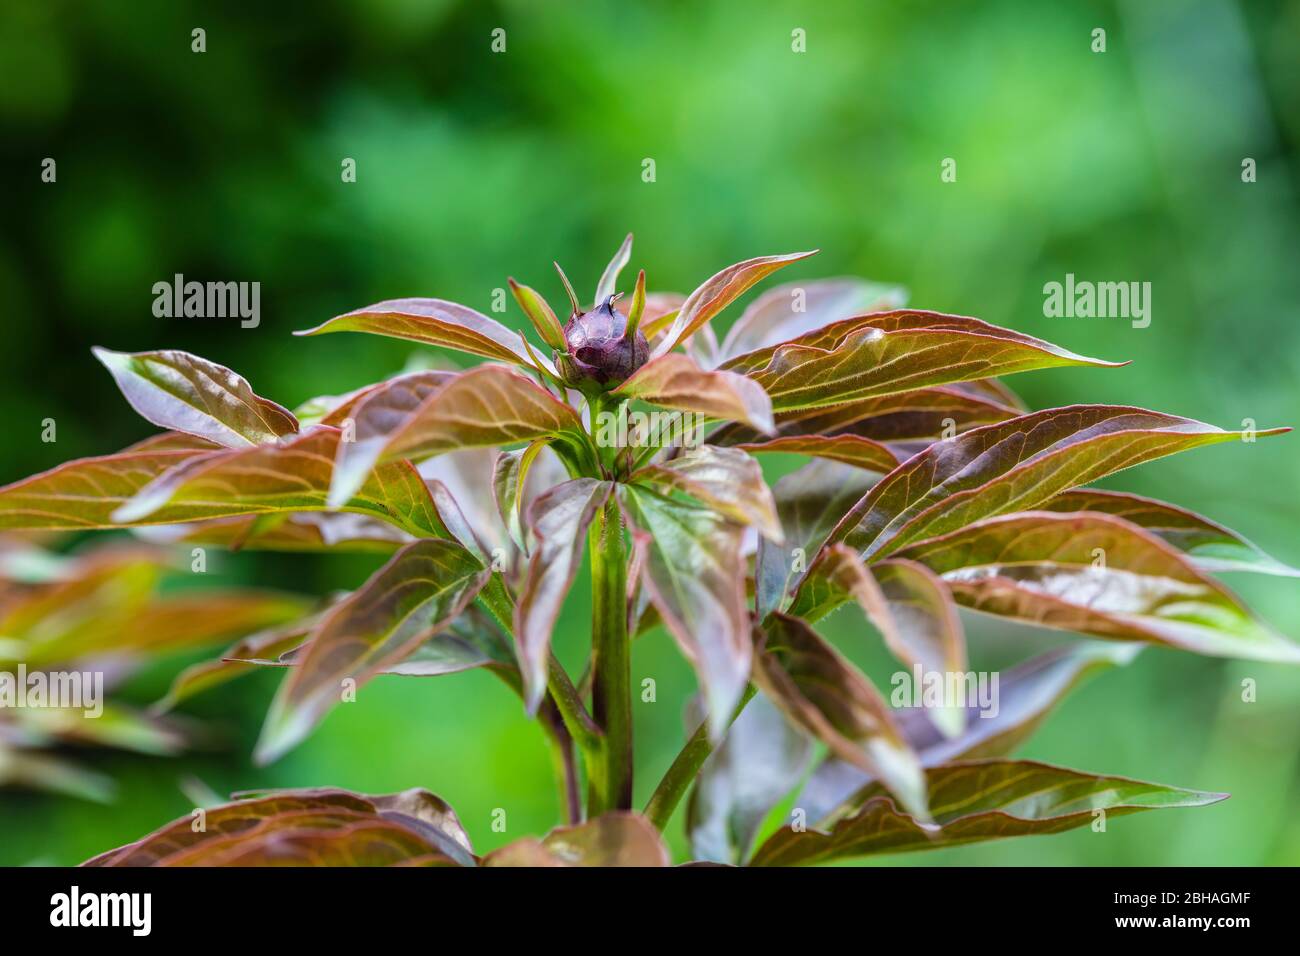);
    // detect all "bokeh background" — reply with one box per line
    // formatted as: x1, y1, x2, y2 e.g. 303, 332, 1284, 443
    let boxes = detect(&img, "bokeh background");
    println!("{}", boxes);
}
1, 0, 1298, 865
